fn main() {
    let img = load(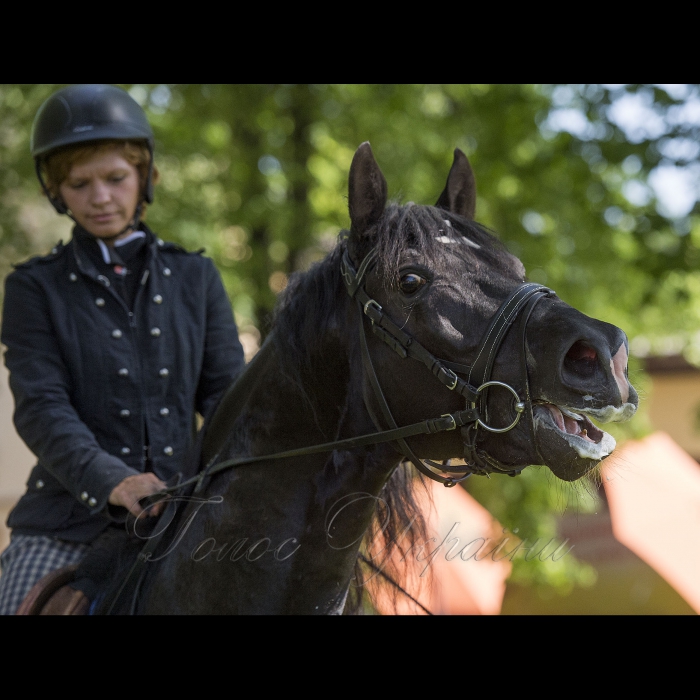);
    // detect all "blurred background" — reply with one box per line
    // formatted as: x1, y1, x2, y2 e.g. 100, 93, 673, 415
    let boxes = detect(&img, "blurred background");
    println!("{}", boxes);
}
1, 84, 699, 614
